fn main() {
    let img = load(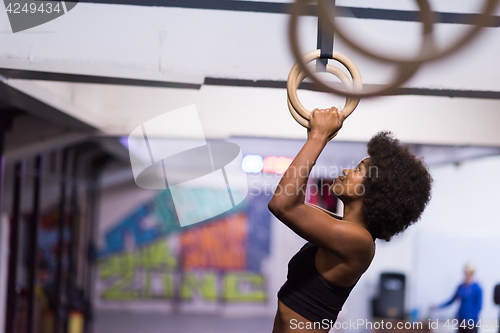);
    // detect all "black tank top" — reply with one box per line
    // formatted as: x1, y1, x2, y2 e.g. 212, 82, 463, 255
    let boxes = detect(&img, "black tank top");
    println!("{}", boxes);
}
277, 242, 359, 323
